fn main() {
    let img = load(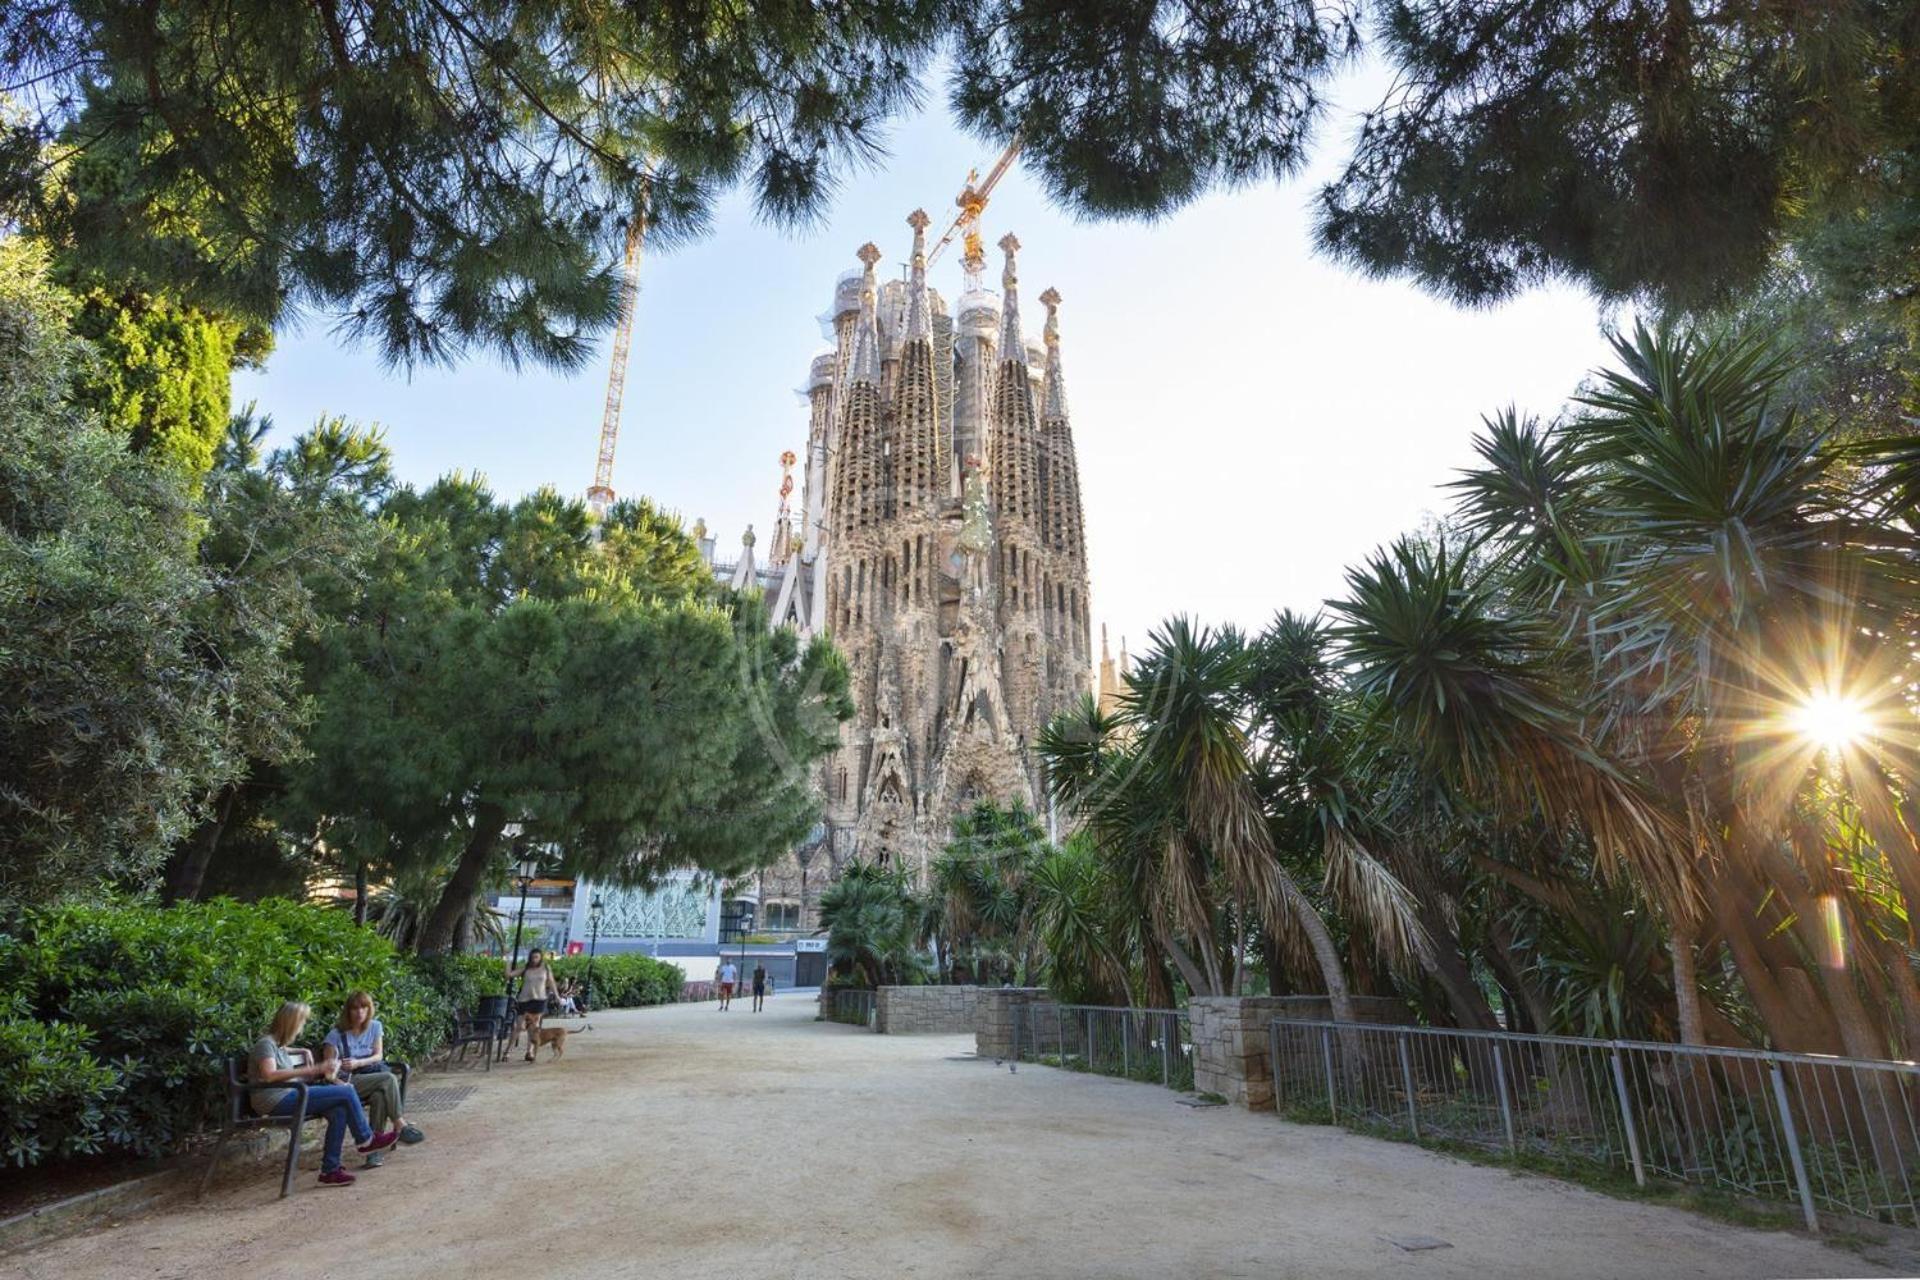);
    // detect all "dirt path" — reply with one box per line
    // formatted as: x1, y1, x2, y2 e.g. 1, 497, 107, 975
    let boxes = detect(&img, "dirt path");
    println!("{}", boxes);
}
4, 996, 1903, 1279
